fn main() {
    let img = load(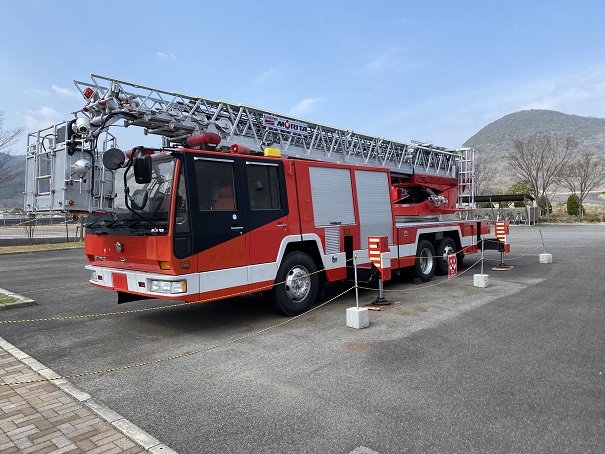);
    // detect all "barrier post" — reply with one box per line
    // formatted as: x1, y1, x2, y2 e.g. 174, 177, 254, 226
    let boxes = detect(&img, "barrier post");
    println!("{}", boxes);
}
368, 236, 390, 306
353, 255, 359, 309
538, 228, 553, 263
346, 254, 369, 329
473, 238, 490, 288
494, 221, 512, 269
